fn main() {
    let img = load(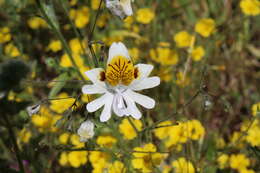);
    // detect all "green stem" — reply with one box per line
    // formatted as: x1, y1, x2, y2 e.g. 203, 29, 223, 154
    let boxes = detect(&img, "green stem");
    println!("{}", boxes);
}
37, 0, 86, 81
2, 113, 25, 173
88, 0, 103, 67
